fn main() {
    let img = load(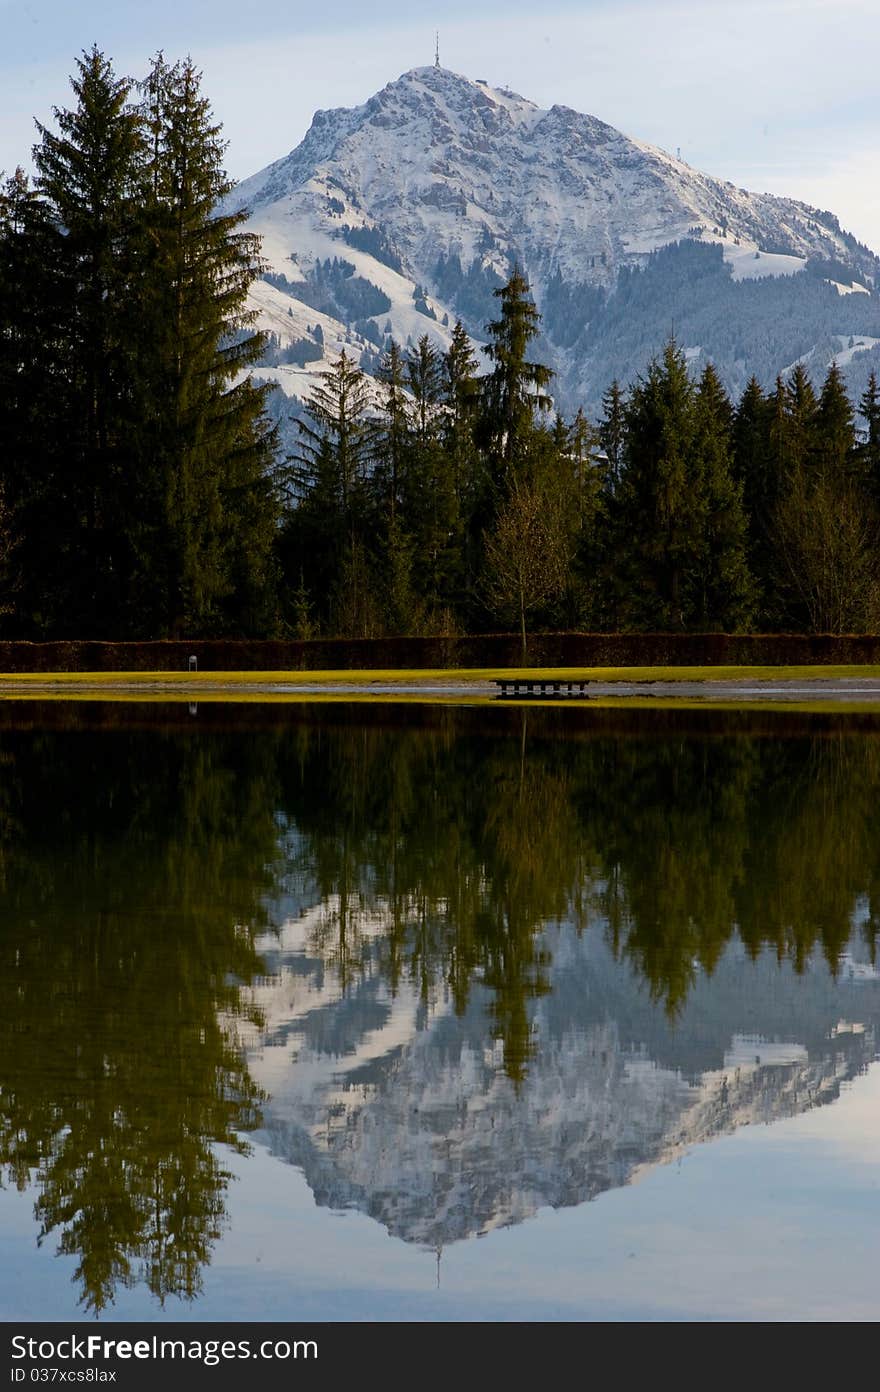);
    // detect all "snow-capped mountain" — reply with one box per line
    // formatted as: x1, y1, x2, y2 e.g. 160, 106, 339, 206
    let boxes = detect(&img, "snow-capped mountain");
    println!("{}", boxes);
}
230, 65, 880, 414
237, 904, 880, 1250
